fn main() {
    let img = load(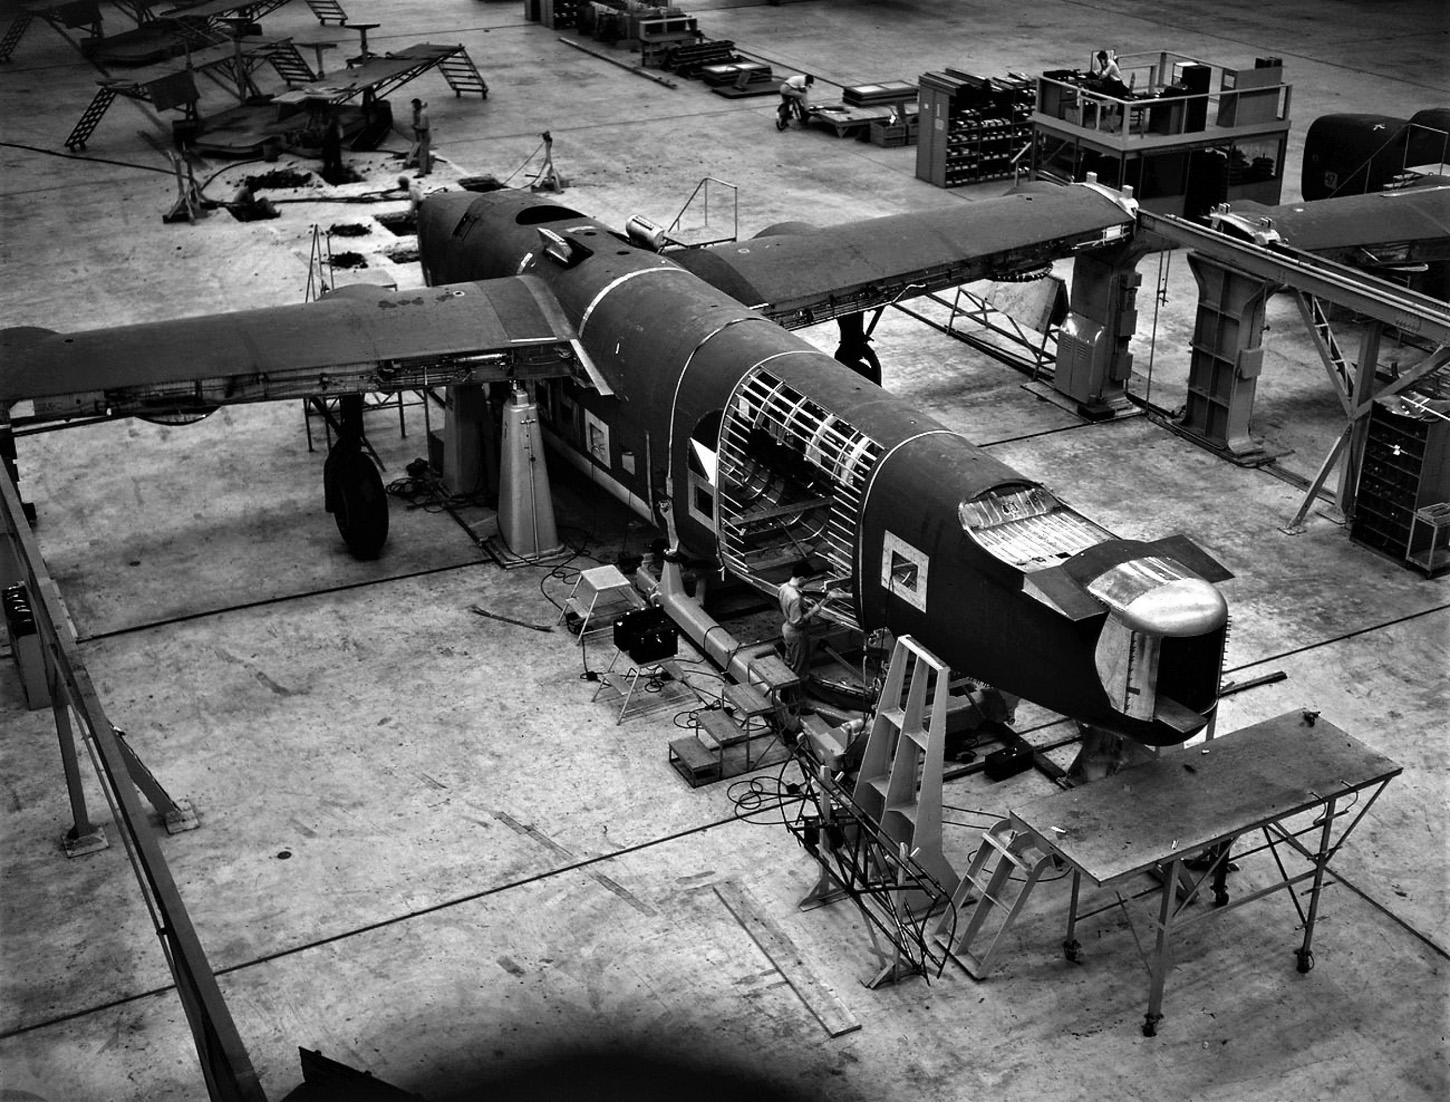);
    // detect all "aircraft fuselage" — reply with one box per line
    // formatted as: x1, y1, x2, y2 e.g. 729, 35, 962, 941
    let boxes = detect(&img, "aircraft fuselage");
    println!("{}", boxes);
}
422, 188, 1227, 745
